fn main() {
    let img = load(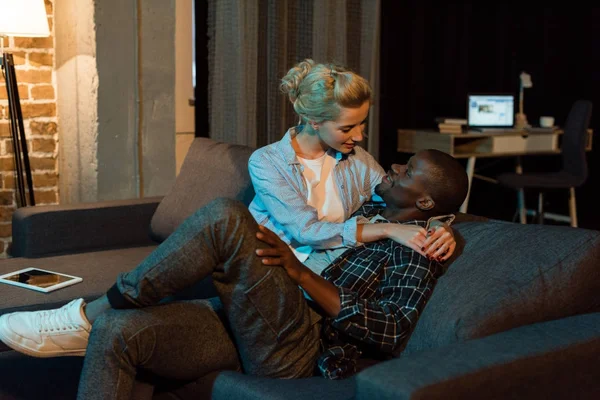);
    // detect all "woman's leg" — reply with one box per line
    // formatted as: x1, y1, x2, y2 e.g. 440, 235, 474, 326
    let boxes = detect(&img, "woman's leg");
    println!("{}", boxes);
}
76, 298, 240, 400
